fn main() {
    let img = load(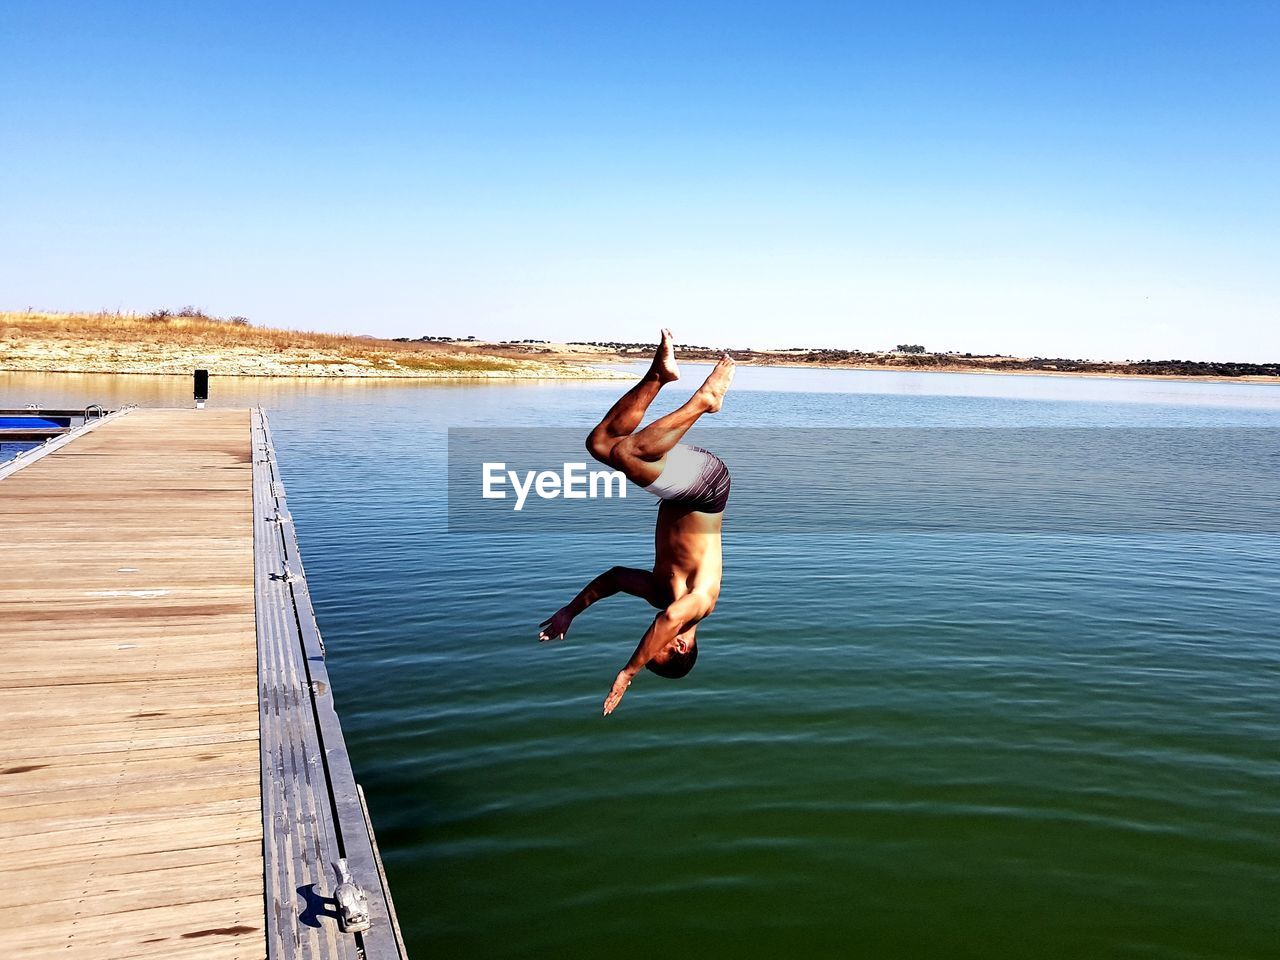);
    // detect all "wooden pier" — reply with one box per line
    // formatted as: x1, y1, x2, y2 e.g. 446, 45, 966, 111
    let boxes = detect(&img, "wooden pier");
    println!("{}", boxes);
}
0, 408, 403, 959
